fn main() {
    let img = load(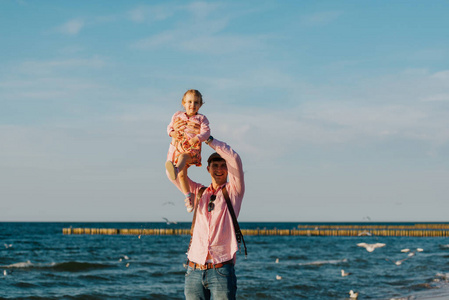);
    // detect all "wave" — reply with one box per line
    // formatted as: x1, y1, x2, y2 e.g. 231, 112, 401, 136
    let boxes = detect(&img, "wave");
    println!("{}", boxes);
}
2, 260, 33, 268
298, 258, 348, 266
1, 260, 113, 272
